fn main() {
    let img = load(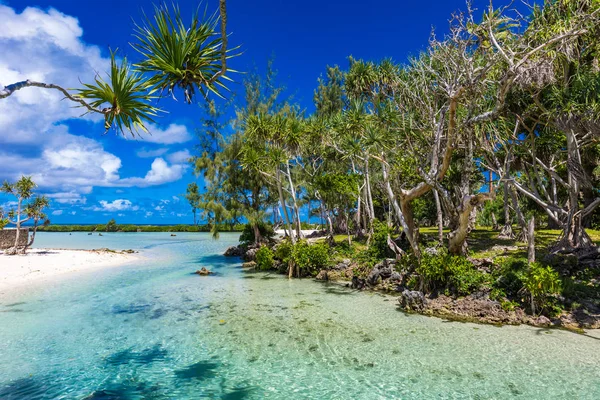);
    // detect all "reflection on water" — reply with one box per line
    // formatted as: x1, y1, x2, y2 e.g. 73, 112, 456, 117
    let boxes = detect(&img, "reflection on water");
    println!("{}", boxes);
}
0, 232, 599, 399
